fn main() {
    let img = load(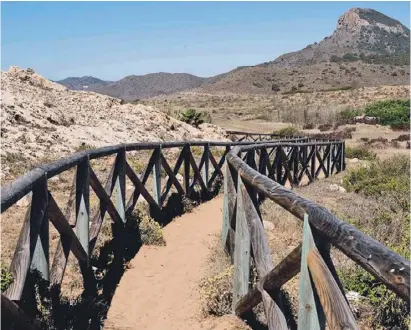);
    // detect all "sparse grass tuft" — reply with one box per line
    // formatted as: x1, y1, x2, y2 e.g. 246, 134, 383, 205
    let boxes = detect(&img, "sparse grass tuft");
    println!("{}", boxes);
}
345, 146, 376, 160
1, 263, 13, 292
128, 205, 166, 246
272, 126, 300, 137
199, 265, 234, 316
